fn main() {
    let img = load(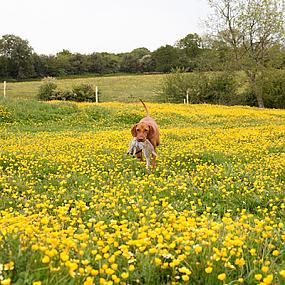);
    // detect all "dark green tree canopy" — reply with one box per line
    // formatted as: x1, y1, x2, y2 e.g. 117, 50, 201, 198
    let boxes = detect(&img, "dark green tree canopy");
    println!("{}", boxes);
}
175, 33, 202, 57
0, 34, 34, 79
